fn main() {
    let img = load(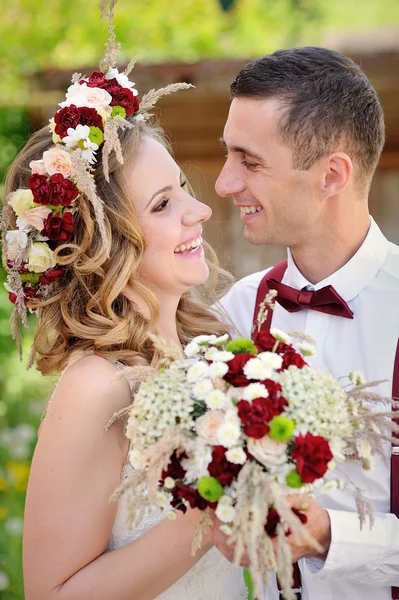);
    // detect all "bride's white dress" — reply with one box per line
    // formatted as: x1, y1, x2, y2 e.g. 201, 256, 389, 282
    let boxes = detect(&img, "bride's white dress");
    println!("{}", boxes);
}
105, 364, 248, 600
